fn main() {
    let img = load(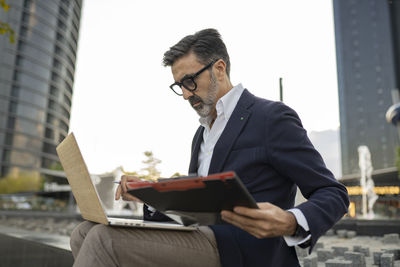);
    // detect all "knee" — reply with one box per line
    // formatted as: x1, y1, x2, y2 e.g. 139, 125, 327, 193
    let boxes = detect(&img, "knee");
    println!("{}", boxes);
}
83, 224, 113, 248
70, 221, 96, 257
